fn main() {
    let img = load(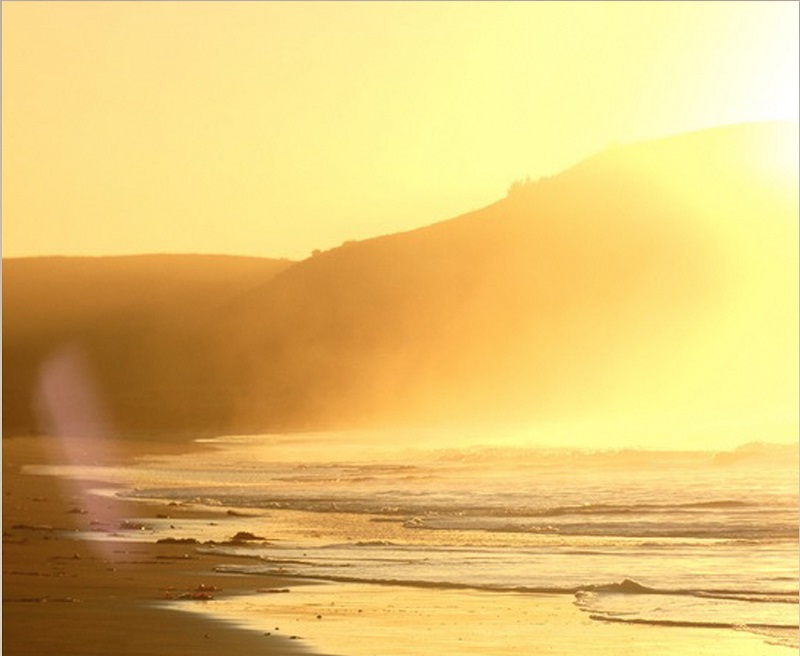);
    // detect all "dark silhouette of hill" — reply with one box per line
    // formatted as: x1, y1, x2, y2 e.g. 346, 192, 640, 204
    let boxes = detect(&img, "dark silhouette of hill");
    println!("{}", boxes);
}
218, 121, 798, 434
3, 122, 797, 441
3, 255, 292, 436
